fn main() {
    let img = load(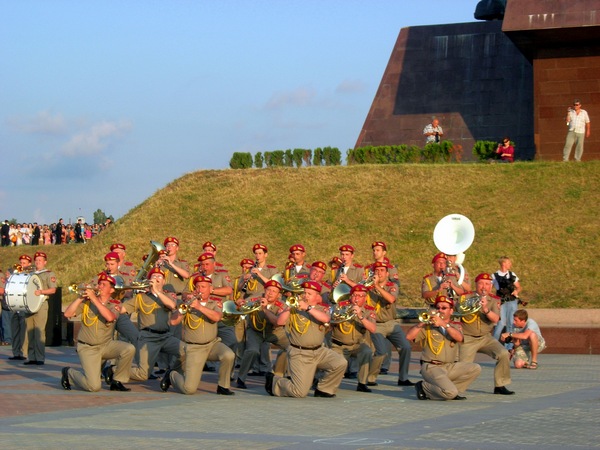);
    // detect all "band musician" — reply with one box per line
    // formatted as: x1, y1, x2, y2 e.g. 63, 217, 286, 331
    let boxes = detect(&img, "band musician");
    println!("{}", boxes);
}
406, 294, 481, 400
